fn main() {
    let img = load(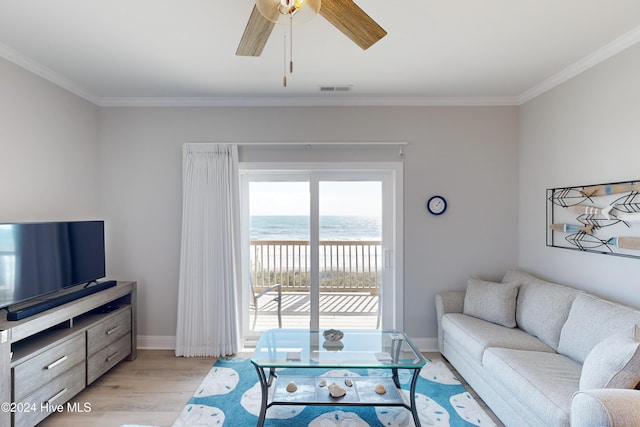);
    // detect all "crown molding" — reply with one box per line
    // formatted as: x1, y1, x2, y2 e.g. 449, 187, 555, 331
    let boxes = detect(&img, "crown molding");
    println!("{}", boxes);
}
4, 24, 639, 109
0, 42, 100, 105
518, 25, 640, 104
97, 95, 519, 107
